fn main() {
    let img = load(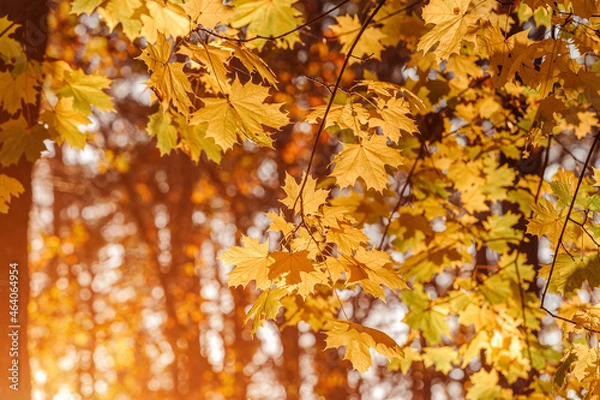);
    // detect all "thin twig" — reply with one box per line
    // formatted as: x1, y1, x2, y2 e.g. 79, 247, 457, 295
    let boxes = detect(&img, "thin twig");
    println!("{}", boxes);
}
293, 0, 388, 214
199, 0, 352, 43
378, 144, 425, 250
541, 134, 599, 315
